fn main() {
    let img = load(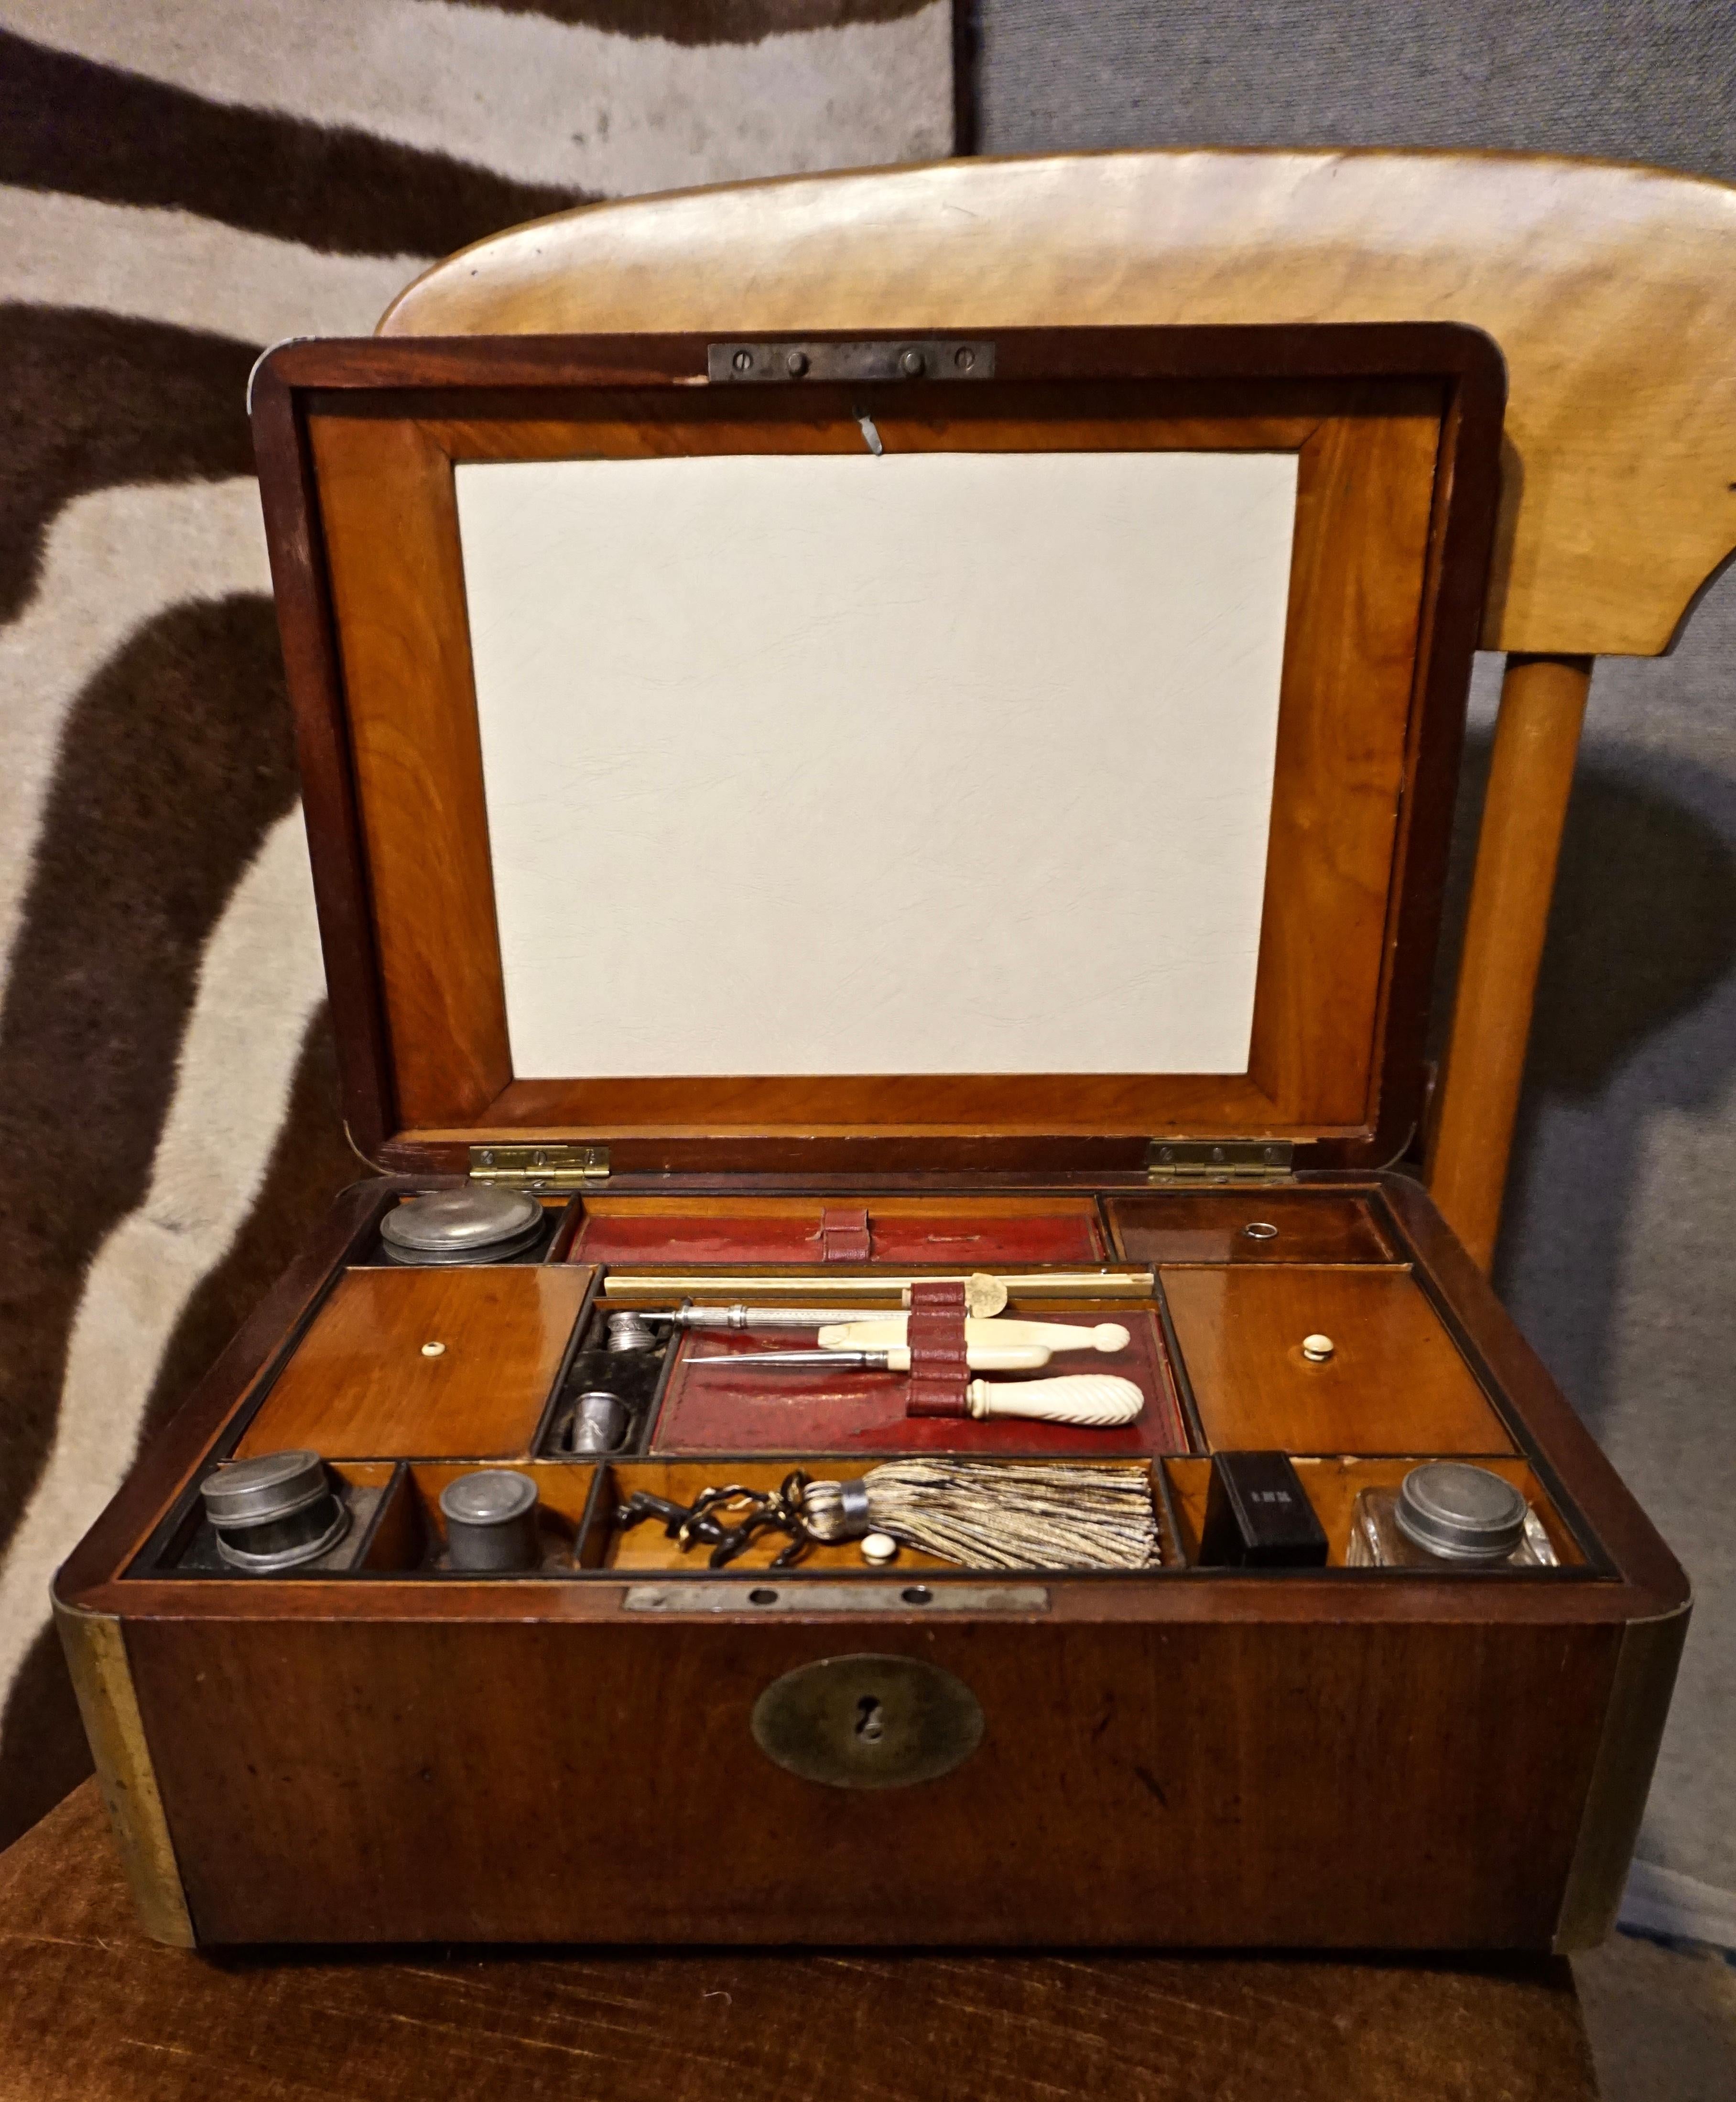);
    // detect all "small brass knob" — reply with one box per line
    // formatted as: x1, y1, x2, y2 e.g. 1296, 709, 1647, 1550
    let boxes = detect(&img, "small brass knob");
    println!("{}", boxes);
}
1301, 1333, 1335, 1363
